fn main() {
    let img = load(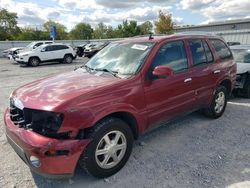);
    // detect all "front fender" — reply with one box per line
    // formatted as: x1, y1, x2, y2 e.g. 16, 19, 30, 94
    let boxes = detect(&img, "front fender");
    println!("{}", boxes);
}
59, 102, 146, 138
